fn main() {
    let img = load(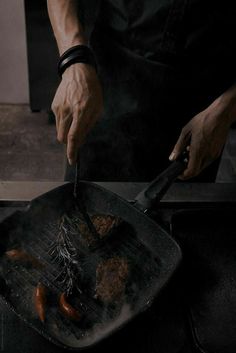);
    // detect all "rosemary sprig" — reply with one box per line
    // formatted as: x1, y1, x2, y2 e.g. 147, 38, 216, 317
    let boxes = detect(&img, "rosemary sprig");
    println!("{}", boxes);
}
49, 214, 82, 296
